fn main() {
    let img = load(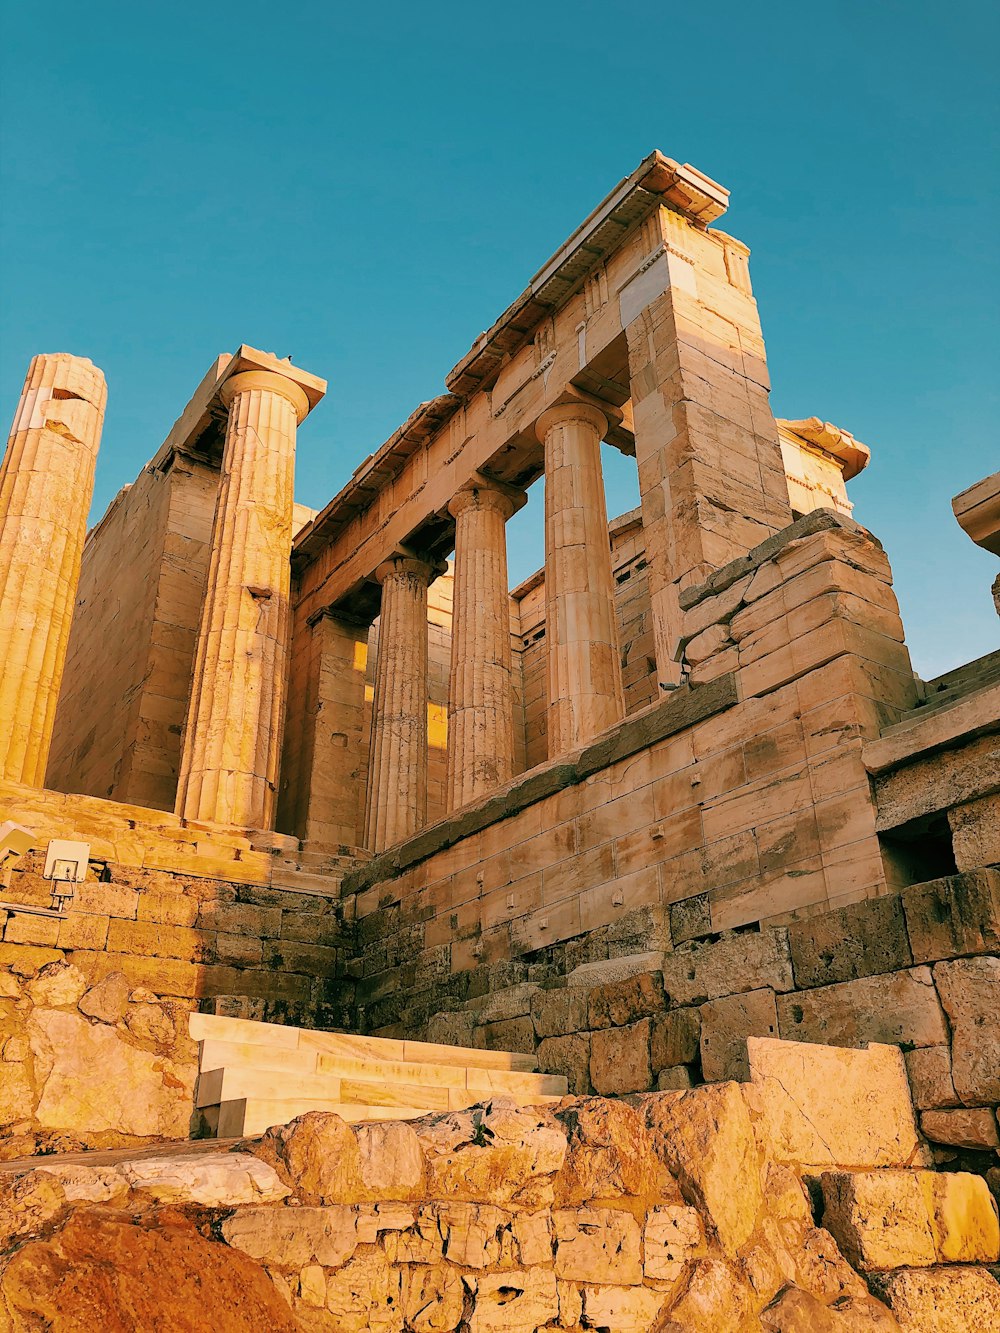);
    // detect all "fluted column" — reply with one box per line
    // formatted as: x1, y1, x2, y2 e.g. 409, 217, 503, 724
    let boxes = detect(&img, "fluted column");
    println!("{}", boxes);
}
446, 483, 517, 809
364, 555, 436, 852
537, 401, 625, 755
175, 370, 308, 830
0, 354, 107, 787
